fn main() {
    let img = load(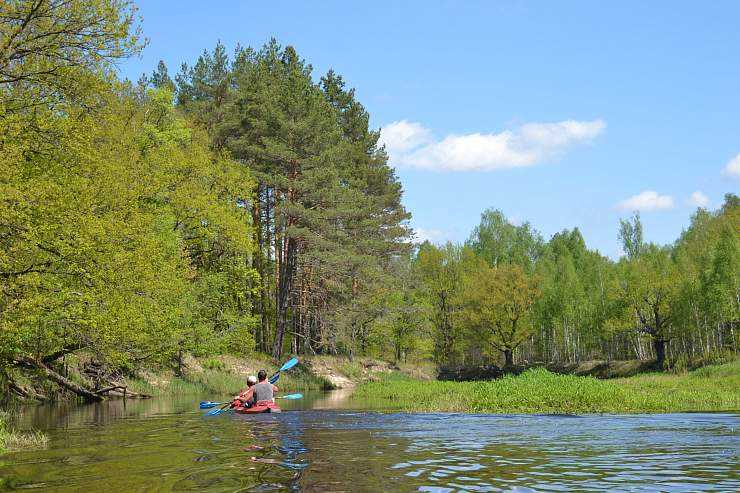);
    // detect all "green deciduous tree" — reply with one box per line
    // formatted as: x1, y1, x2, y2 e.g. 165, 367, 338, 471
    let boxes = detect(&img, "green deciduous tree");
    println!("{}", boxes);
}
619, 213, 645, 259
609, 246, 680, 368
0, 0, 143, 112
458, 262, 540, 368
467, 209, 543, 271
